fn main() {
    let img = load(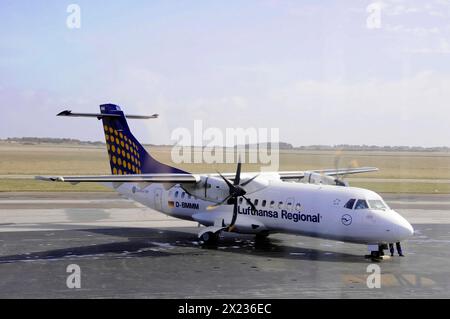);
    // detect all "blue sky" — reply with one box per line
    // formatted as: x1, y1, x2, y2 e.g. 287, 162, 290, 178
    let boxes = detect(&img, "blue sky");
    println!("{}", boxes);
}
1, 0, 449, 146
